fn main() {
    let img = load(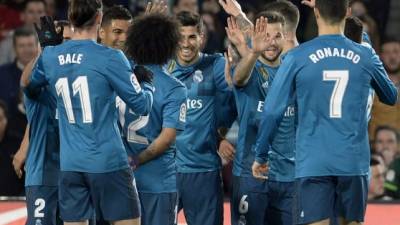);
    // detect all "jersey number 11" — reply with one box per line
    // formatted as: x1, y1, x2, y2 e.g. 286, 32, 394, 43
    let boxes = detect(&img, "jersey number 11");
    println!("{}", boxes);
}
55, 76, 93, 123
